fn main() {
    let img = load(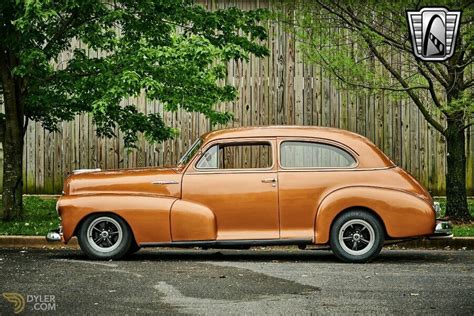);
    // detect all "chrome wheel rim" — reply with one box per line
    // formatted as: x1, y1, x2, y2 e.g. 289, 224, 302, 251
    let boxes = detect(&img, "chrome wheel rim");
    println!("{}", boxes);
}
87, 217, 123, 253
338, 219, 375, 256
